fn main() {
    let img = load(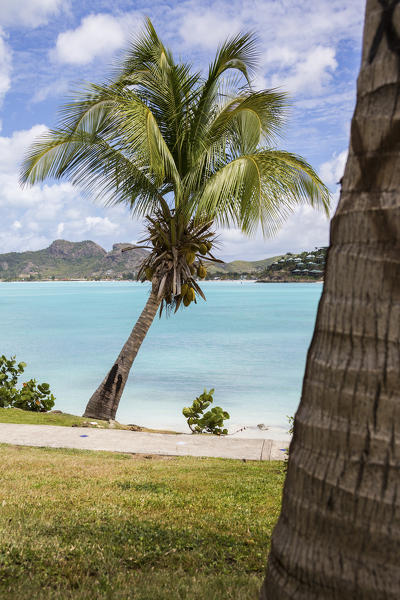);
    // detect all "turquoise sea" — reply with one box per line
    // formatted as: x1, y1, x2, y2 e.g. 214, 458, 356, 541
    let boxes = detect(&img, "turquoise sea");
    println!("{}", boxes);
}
0, 281, 322, 435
